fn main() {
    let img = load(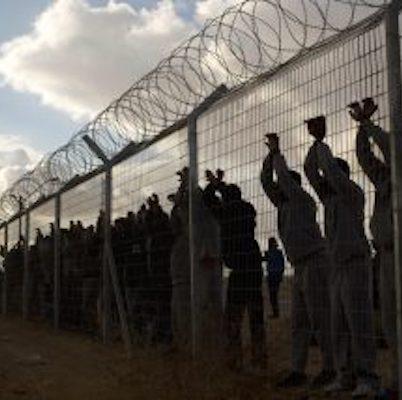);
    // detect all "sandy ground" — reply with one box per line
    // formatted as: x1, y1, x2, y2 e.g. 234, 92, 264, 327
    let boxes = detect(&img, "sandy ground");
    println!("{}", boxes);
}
1, 314, 381, 400
0, 275, 394, 400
